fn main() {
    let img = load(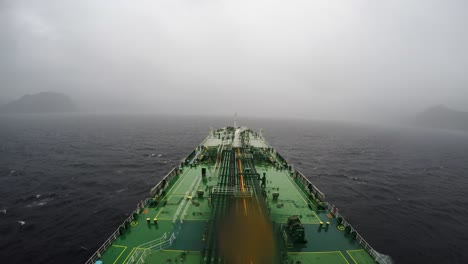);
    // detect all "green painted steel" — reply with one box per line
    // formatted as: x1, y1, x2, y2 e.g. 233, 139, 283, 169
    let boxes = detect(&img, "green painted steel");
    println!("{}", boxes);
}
88, 127, 381, 264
